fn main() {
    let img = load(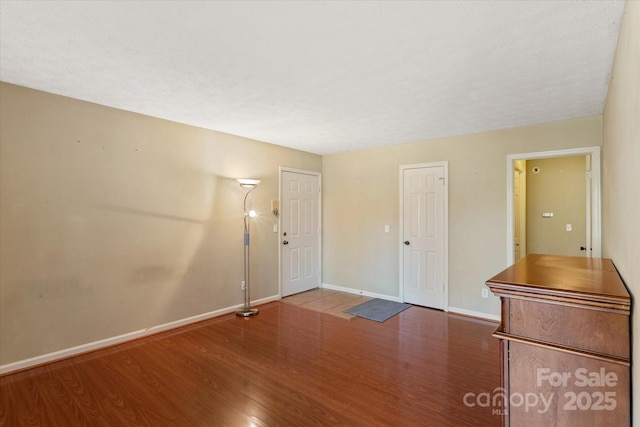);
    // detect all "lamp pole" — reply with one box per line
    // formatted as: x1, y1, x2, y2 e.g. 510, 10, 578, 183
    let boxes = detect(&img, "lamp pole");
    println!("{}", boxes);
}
236, 179, 260, 317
